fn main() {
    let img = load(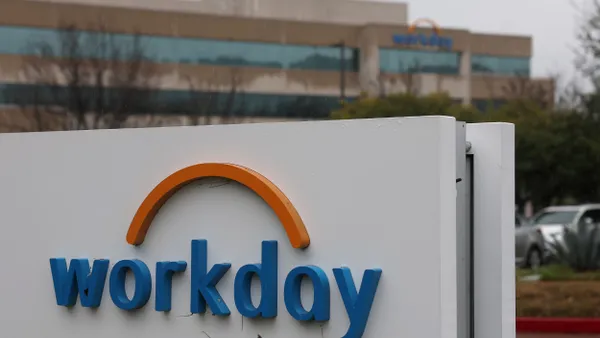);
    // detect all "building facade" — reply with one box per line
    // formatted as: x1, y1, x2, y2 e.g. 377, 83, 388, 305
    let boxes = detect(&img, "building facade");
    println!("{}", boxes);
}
0, 0, 553, 127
